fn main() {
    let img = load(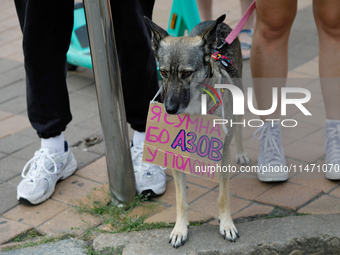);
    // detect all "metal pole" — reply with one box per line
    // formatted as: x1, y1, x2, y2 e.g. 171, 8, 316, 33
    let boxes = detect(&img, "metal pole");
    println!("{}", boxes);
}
83, 0, 136, 205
